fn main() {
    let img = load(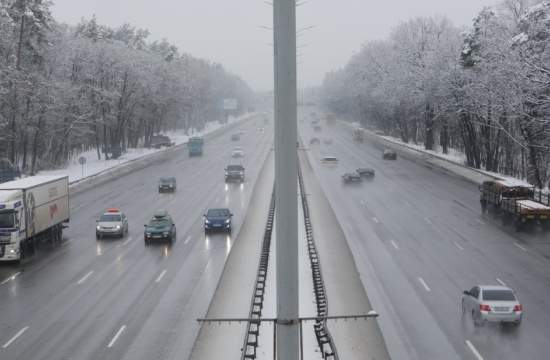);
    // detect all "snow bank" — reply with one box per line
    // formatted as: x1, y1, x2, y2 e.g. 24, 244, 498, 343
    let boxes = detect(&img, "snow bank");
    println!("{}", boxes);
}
40, 114, 251, 184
